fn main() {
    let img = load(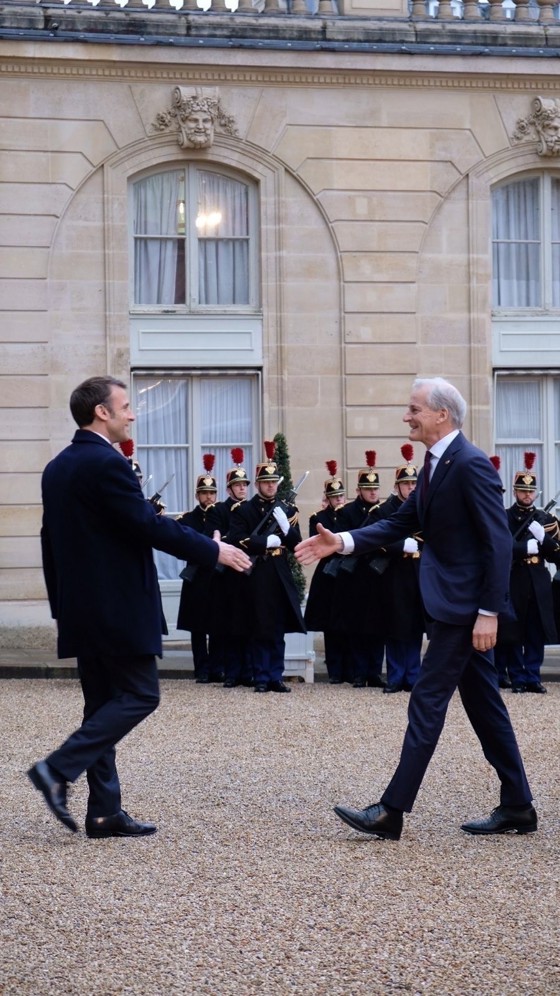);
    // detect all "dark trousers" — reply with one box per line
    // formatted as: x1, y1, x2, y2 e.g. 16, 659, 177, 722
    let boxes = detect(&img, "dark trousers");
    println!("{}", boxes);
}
191, 631, 223, 680
47, 653, 160, 818
251, 633, 286, 685
381, 621, 532, 813
385, 635, 423, 688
